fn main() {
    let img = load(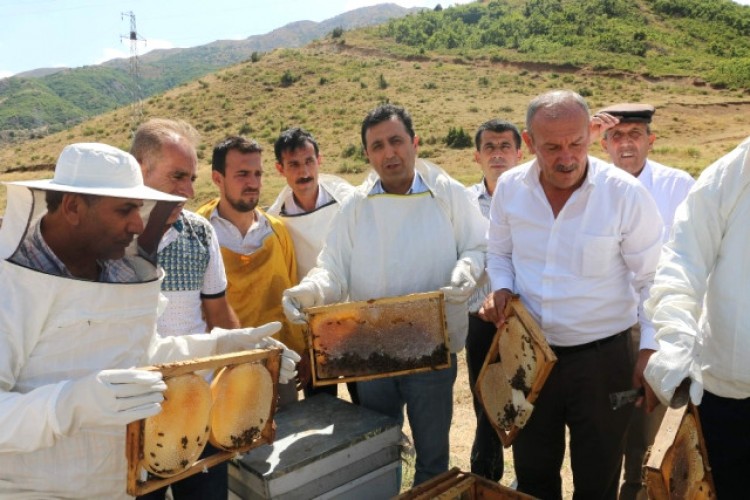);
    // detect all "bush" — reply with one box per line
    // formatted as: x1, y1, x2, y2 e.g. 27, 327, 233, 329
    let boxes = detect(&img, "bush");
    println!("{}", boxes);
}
445, 126, 473, 149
